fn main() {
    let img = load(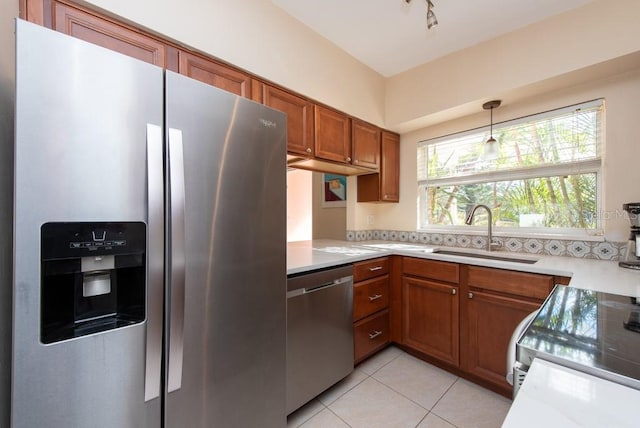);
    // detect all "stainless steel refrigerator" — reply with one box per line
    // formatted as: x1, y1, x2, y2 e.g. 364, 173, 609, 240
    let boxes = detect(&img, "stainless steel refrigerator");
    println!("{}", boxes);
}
12, 19, 286, 428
